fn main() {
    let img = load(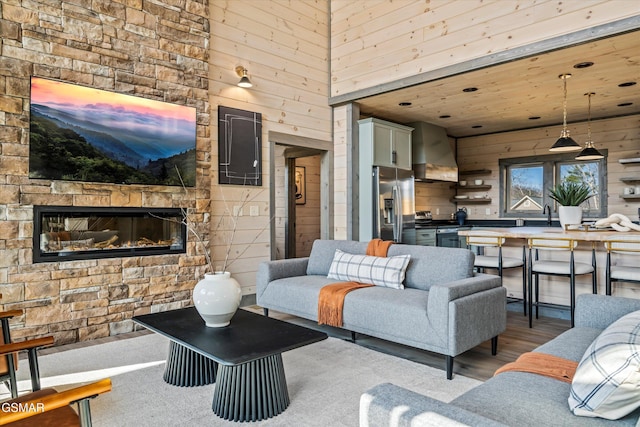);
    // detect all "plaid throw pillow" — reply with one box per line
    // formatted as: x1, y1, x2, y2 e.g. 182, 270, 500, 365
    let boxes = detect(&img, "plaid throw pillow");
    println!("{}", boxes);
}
568, 309, 640, 420
327, 249, 410, 289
